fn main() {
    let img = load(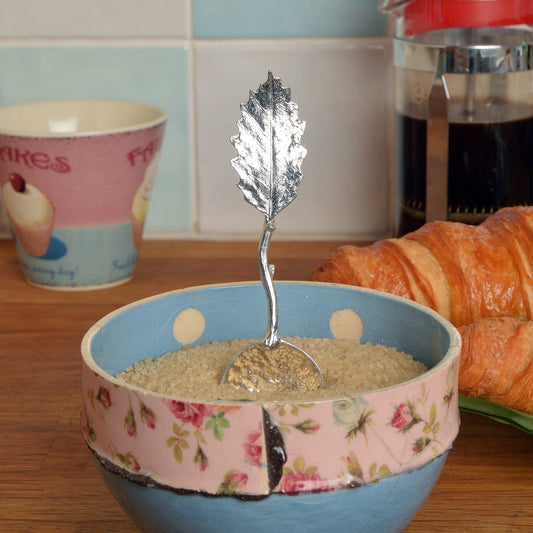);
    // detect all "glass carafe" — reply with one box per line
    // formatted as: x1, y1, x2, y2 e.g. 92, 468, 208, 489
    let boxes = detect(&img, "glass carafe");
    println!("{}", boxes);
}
380, 0, 533, 235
